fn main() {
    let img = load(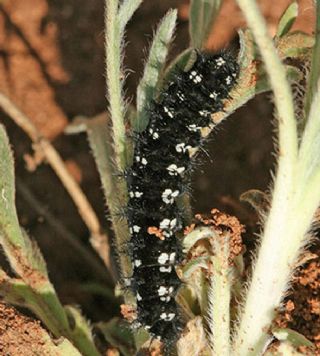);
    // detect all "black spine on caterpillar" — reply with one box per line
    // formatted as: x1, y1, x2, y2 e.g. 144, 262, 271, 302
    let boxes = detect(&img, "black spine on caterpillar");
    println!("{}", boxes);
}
126, 51, 239, 343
